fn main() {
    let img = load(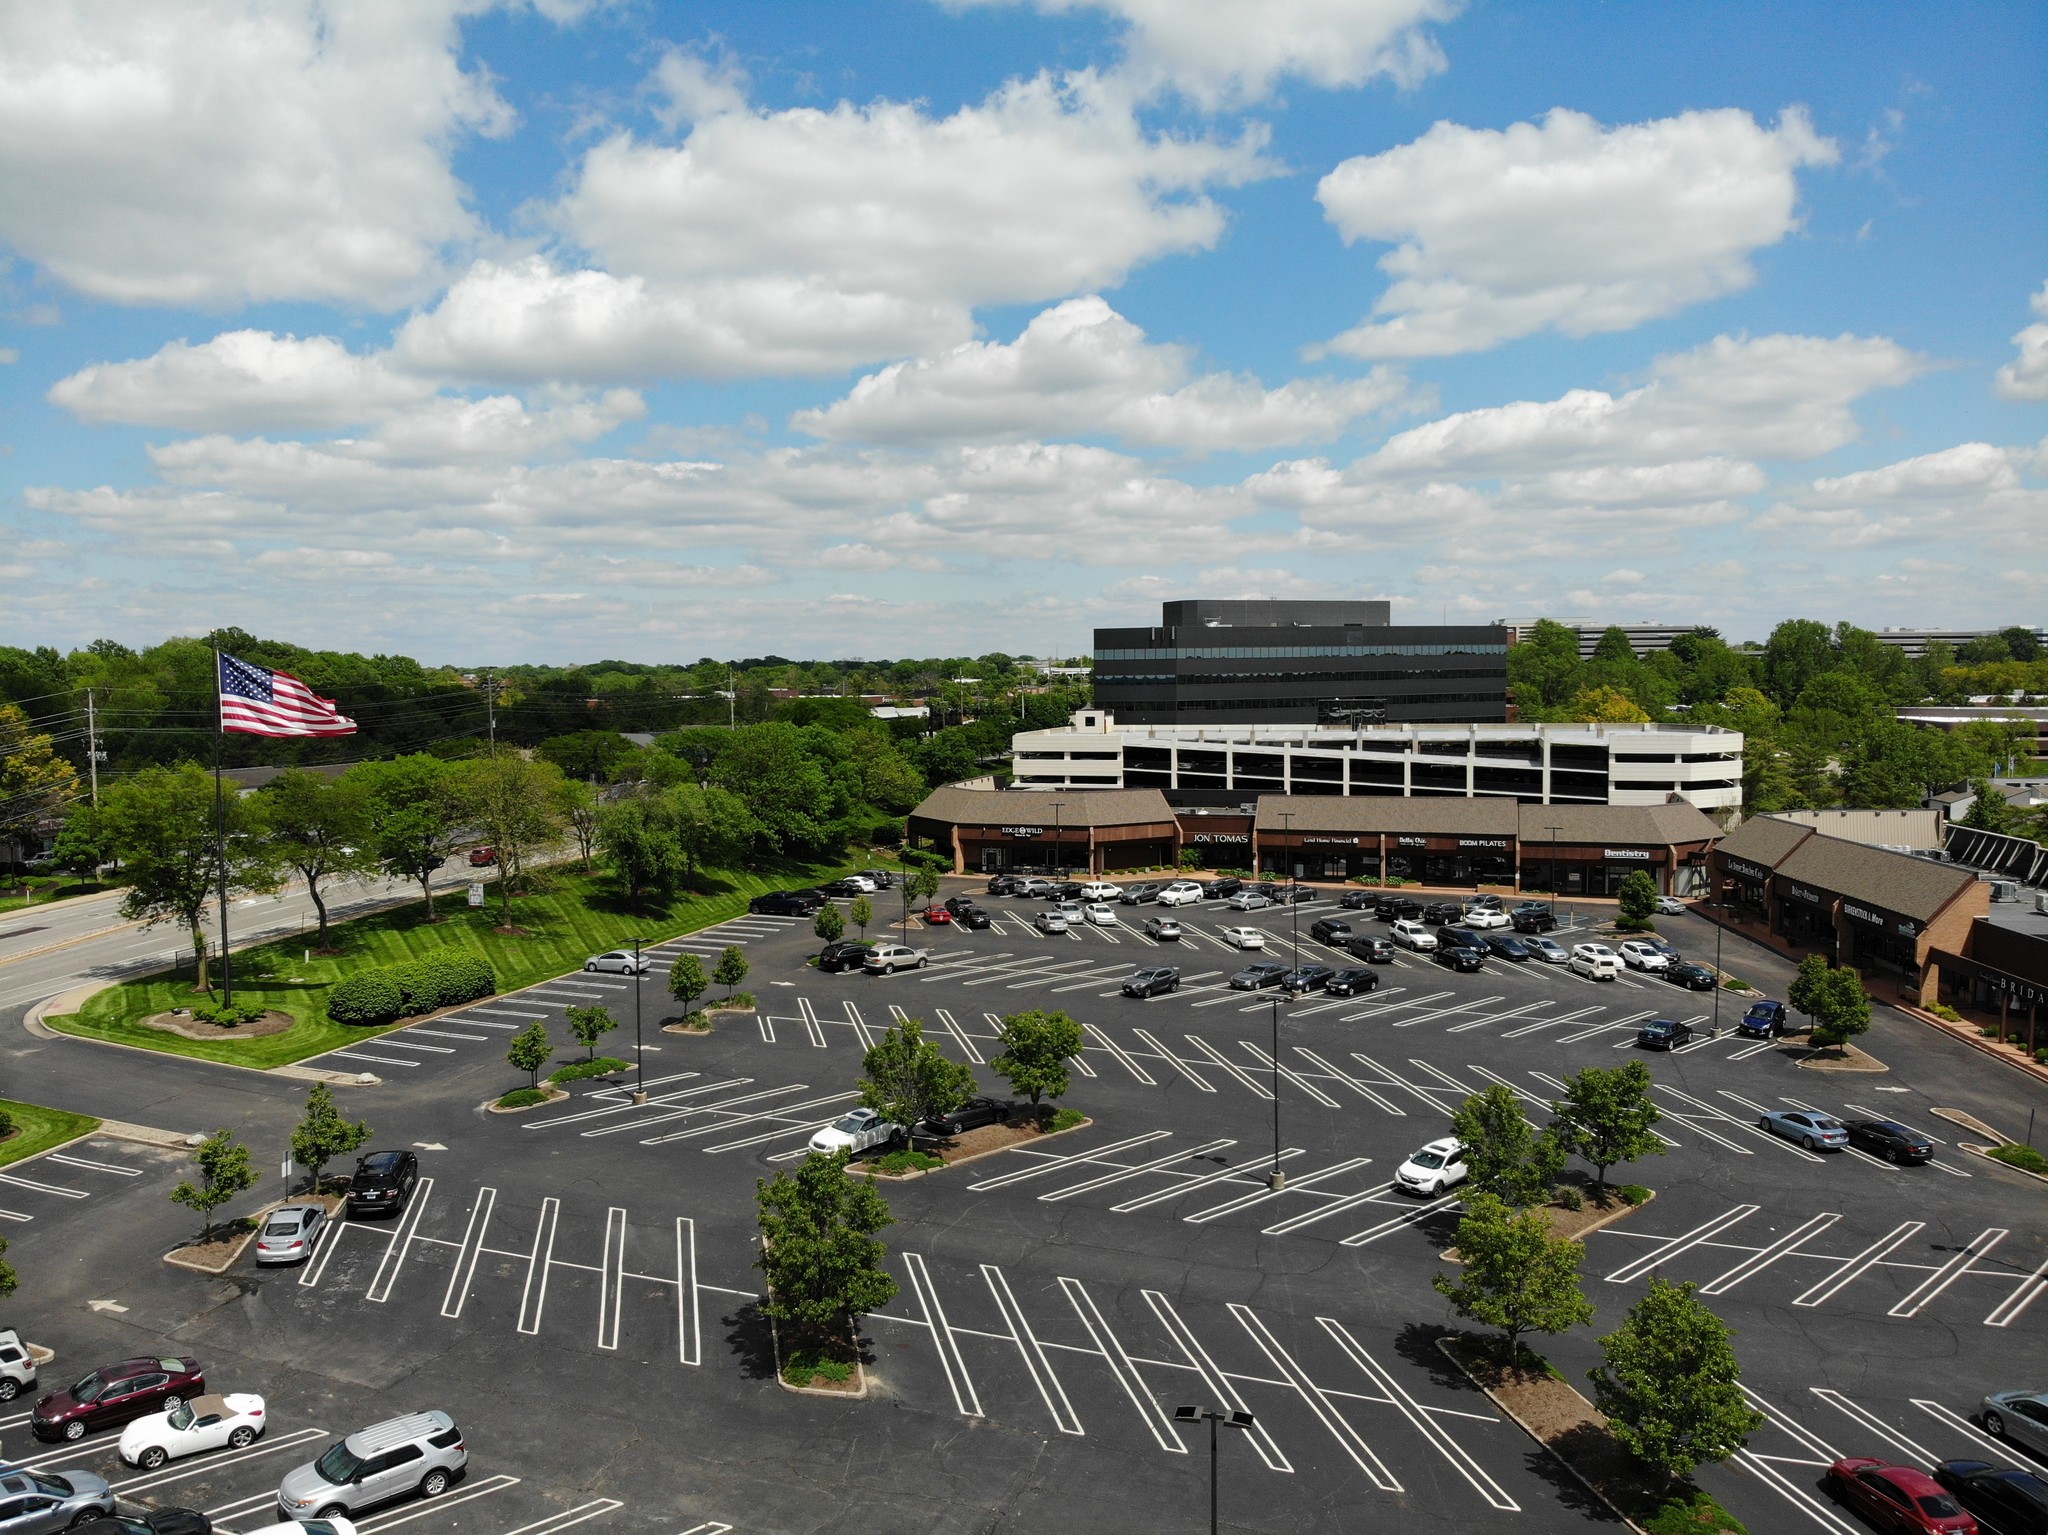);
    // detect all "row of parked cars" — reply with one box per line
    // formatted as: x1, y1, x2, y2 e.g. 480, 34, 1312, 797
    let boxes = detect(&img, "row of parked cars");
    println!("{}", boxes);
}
1826, 1447, 2048, 1534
